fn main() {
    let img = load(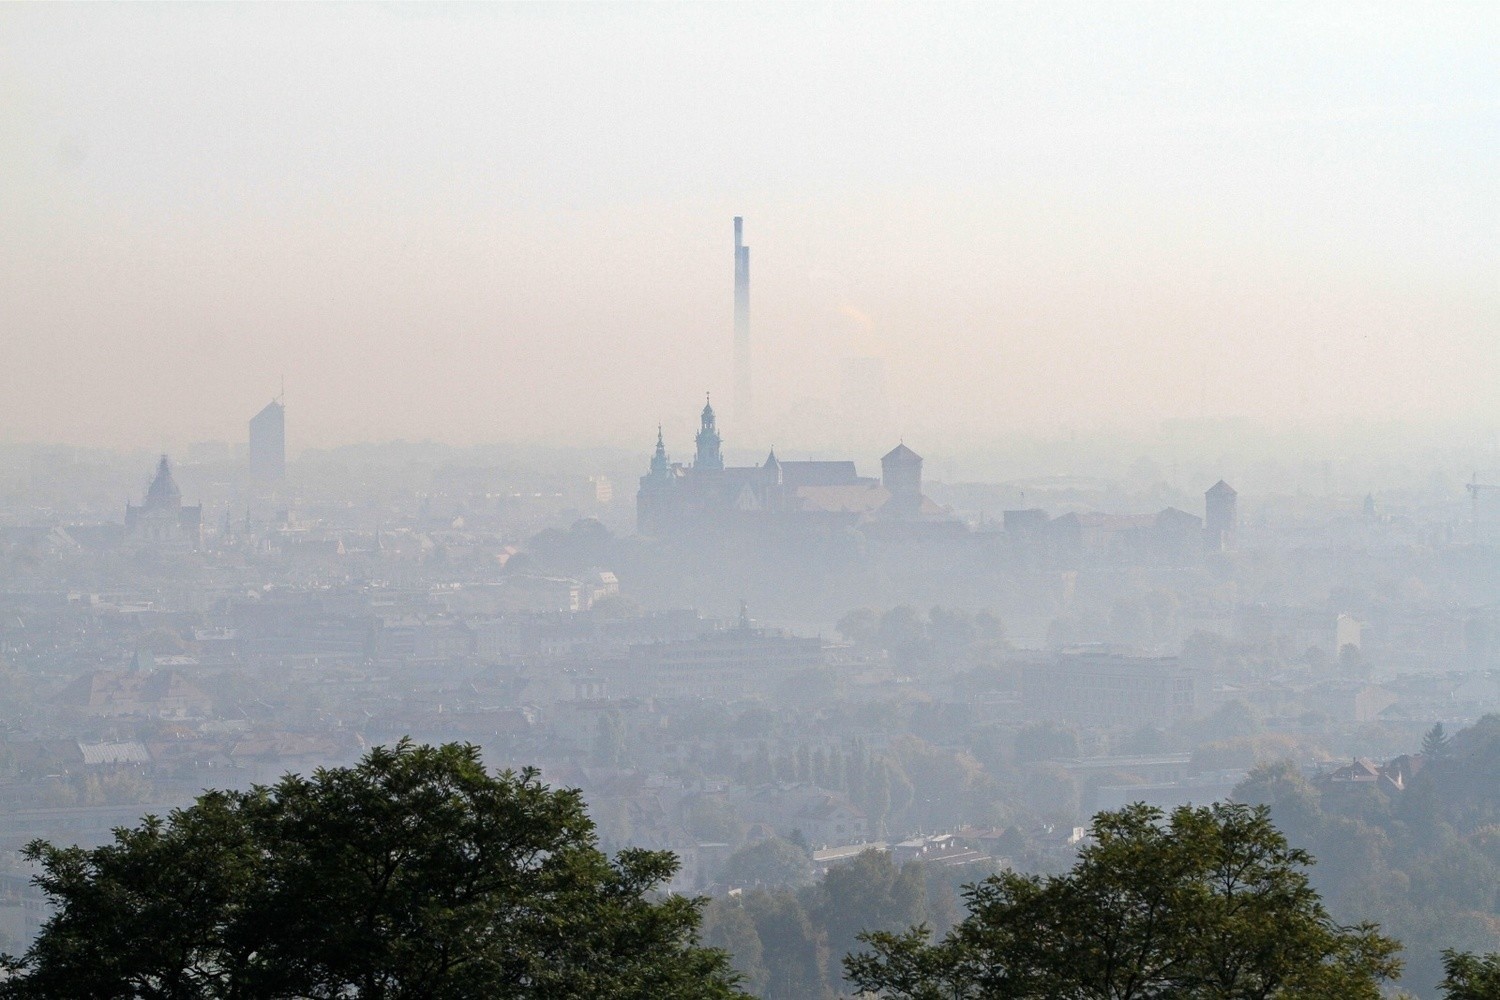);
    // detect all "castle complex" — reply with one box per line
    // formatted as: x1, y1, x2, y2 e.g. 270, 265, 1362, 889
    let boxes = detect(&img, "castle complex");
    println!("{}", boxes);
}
636, 397, 939, 536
